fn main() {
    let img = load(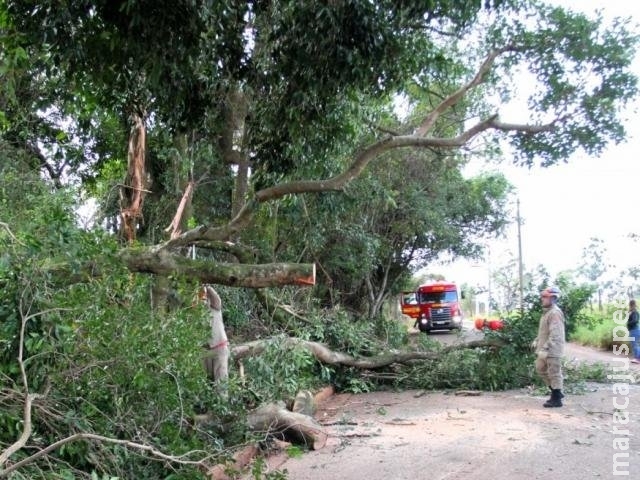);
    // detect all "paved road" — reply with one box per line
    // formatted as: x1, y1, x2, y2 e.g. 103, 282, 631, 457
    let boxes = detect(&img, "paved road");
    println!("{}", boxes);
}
409, 318, 483, 346
266, 327, 640, 480
275, 382, 640, 480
